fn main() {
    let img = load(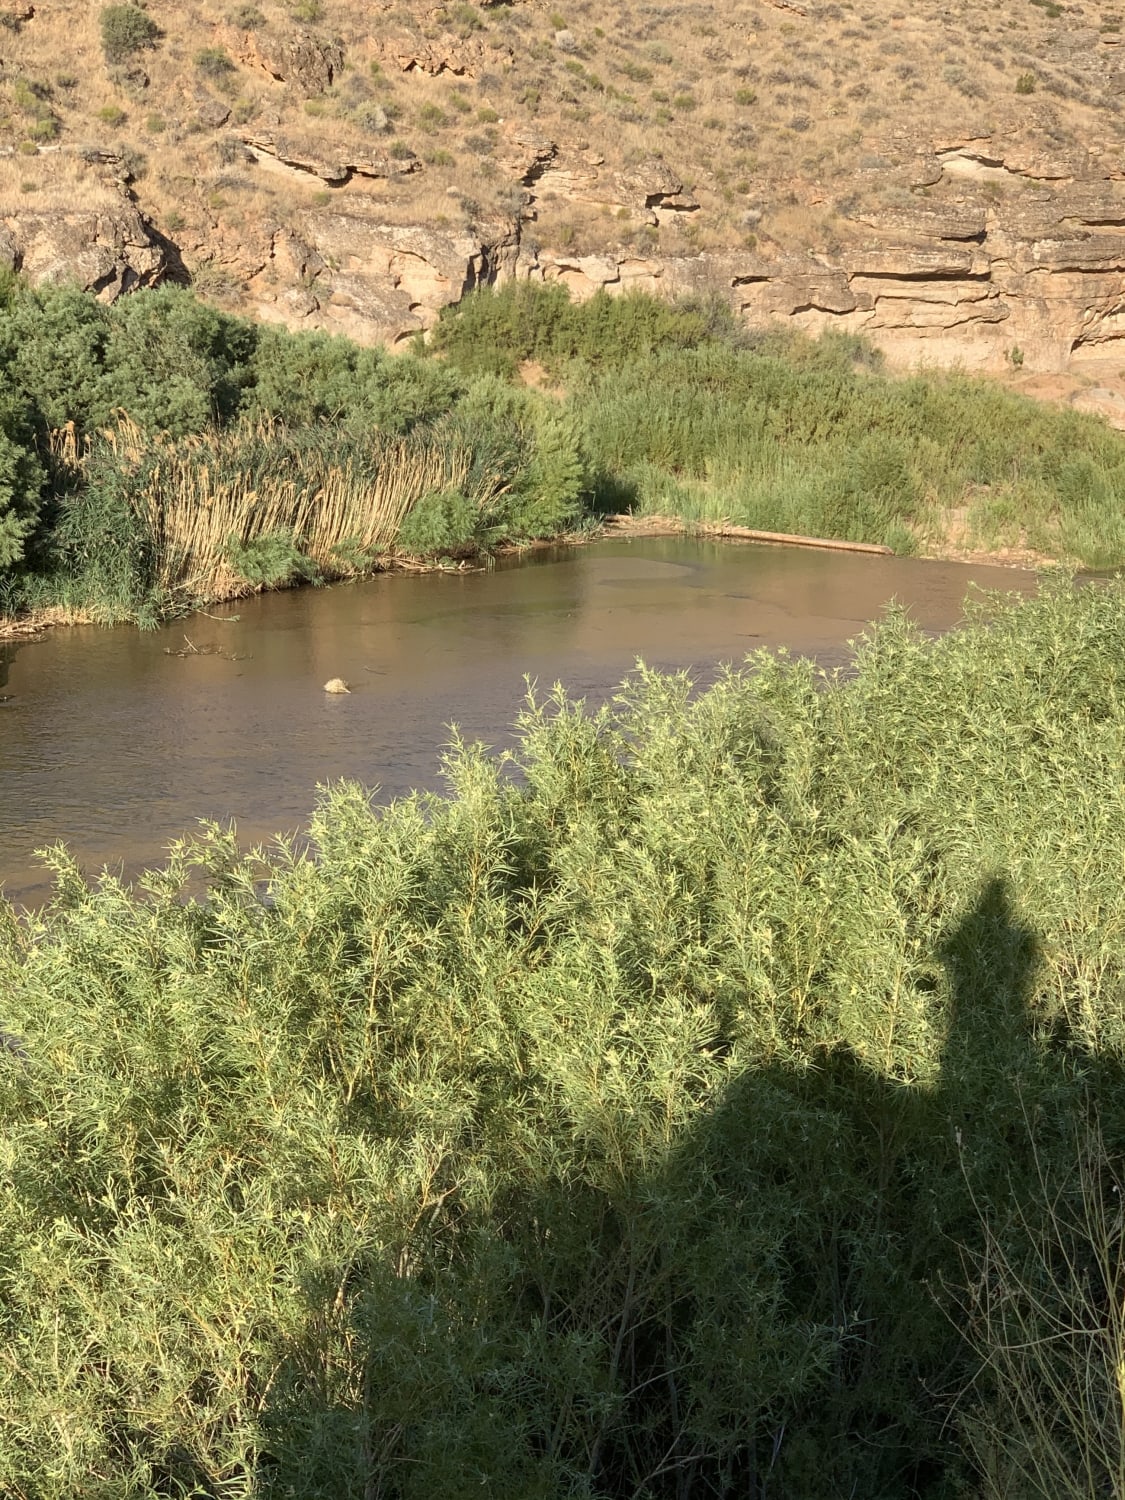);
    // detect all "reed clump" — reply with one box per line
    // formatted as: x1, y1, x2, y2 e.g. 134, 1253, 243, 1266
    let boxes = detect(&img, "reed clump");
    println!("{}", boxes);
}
115, 416, 489, 598
1, 580, 1124, 1496
40, 415, 519, 616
